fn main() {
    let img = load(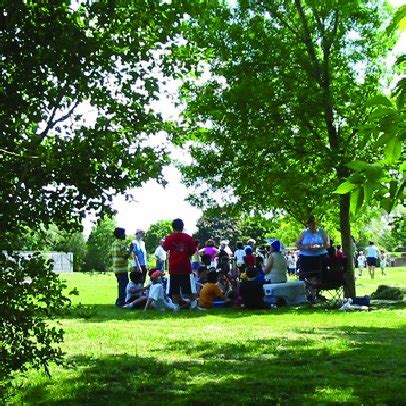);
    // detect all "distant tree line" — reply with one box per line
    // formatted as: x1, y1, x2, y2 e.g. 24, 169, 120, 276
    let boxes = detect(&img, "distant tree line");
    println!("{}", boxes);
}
21, 208, 405, 273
